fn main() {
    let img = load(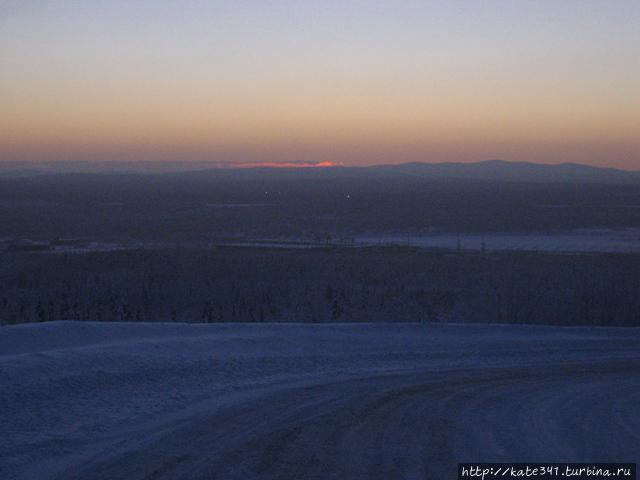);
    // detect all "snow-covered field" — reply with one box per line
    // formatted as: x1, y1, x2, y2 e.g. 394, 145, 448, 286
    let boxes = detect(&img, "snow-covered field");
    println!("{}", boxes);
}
223, 229, 640, 253
1, 322, 639, 479
358, 230, 640, 253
